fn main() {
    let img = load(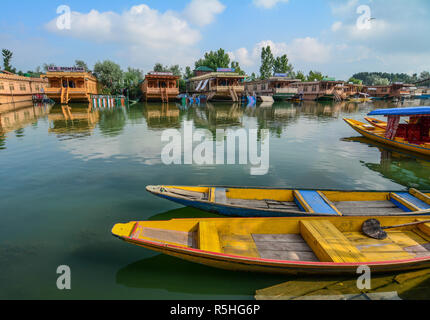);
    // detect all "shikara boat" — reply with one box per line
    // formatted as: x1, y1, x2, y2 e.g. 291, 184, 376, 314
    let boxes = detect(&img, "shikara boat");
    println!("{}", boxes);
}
364, 117, 387, 129
146, 185, 430, 217
112, 216, 430, 275
345, 107, 430, 156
